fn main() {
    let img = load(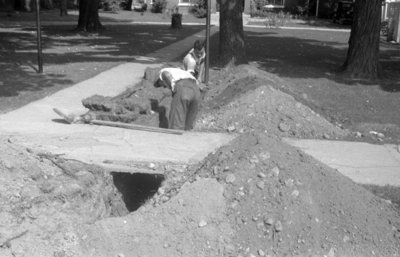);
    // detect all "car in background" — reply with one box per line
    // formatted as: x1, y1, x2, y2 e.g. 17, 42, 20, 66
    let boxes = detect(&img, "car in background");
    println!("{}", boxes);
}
132, 0, 148, 12
332, 0, 354, 25
262, 0, 285, 12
